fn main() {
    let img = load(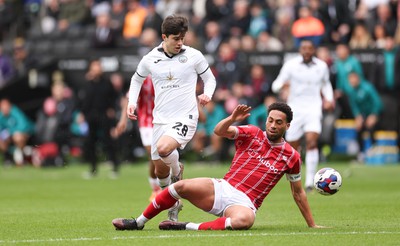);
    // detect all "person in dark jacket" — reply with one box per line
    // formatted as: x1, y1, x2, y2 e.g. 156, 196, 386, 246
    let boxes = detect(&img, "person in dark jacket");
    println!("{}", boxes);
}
80, 59, 120, 178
